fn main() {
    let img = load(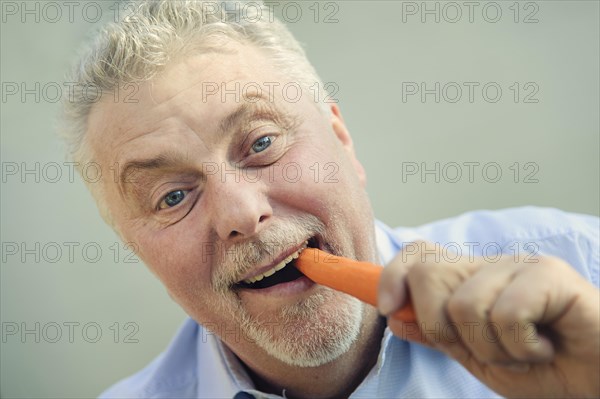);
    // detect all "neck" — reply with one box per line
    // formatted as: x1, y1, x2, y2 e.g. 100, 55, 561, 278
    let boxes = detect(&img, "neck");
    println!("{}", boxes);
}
236, 305, 386, 399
